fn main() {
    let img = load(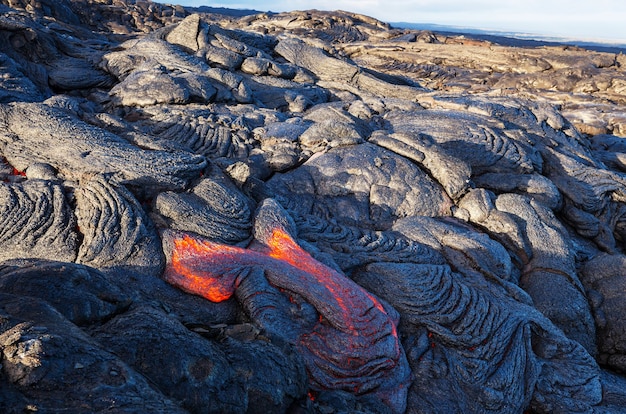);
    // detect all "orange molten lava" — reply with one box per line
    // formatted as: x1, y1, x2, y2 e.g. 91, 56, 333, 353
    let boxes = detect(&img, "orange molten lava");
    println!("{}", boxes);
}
266, 228, 399, 341
167, 229, 399, 337
266, 228, 323, 273
168, 235, 242, 302
264, 228, 356, 329
165, 228, 409, 412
